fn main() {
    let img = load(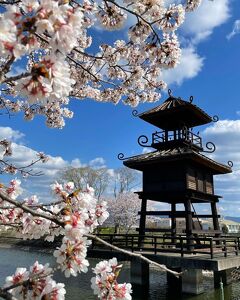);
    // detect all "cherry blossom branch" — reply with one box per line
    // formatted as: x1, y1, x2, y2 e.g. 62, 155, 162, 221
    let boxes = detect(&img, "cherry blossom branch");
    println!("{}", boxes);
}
0, 186, 180, 277
0, 56, 15, 79
0, 222, 21, 227
0, 263, 60, 300
2, 72, 31, 84
0, 190, 64, 226
0, 159, 44, 177
0, 289, 13, 300
34, 32, 118, 88
2, 270, 55, 293
106, 0, 161, 43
